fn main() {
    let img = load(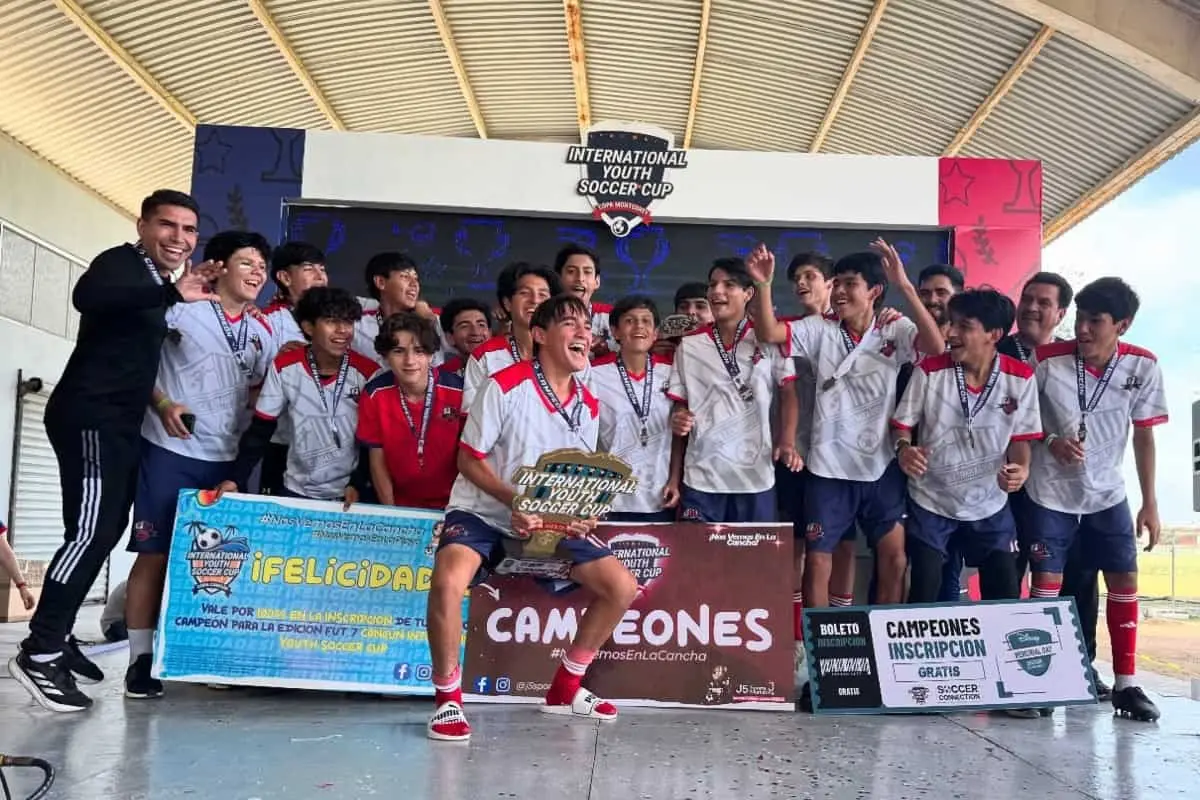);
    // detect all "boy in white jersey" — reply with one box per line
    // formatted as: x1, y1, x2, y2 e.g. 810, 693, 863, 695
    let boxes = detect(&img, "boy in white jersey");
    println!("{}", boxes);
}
426, 294, 638, 742
437, 297, 493, 377
462, 262, 563, 408
891, 289, 1041, 605
1024, 277, 1167, 722
124, 230, 277, 700
667, 258, 801, 524
592, 295, 678, 522
216, 287, 376, 503
555, 243, 614, 357
746, 240, 945, 609
354, 252, 443, 366
259, 241, 329, 495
